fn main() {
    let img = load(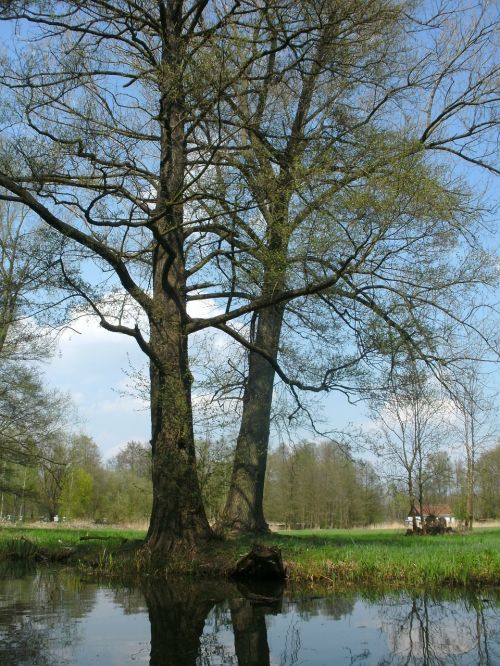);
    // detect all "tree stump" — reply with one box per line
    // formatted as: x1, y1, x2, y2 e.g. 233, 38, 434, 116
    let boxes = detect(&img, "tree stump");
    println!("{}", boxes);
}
231, 543, 286, 580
